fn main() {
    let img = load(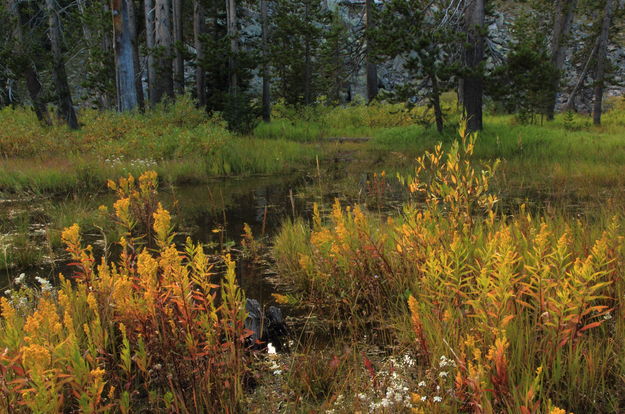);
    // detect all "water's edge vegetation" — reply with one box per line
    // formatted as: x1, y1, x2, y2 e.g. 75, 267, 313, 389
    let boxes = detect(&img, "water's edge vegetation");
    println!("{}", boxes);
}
3, 102, 625, 412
